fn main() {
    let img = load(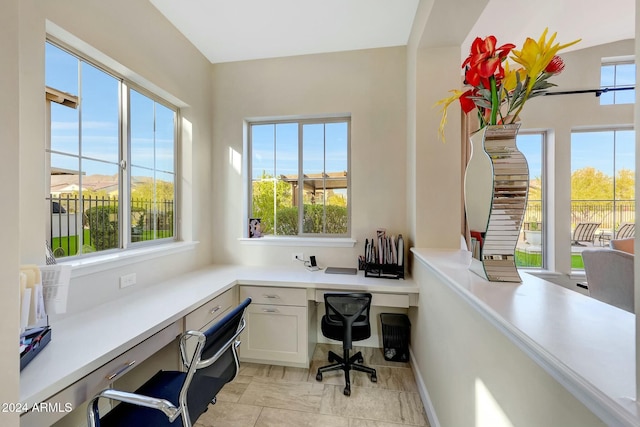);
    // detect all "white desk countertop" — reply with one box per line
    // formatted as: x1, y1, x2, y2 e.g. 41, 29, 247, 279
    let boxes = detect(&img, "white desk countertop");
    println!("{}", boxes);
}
411, 248, 638, 427
20, 264, 417, 407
